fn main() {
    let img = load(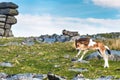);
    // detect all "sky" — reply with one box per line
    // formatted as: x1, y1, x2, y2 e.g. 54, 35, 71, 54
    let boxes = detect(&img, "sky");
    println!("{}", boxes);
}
0, 0, 120, 37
